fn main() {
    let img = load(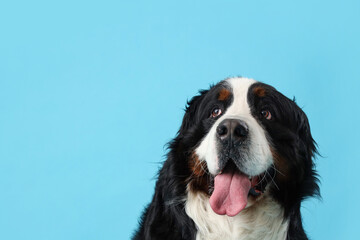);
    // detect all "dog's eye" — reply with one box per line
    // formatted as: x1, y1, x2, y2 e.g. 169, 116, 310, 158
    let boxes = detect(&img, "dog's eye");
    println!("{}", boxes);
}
211, 108, 222, 118
261, 110, 272, 120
